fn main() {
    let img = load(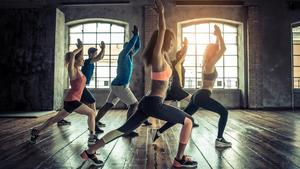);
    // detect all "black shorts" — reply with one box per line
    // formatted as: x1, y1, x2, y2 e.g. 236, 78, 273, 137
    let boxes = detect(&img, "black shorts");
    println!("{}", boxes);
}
165, 86, 189, 101
64, 101, 82, 113
80, 87, 96, 104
